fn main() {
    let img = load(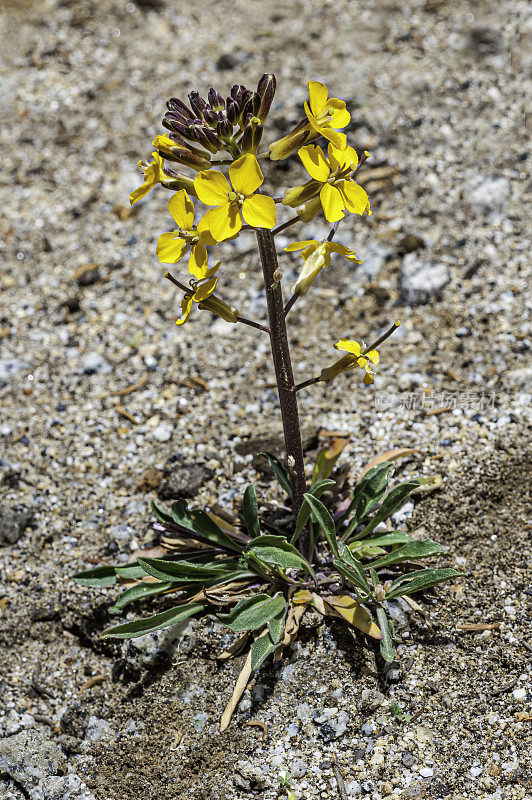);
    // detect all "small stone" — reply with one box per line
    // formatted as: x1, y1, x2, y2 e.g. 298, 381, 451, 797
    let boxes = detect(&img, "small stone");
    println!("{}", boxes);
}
80, 352, 111, 375
397, 233, 425, 256
512, 687, 526, 701
400, 254, 450, 306
84, 717, 115, 742
402, 751, 416, 767
419, 767, 434, 778
158, 455, 210, 499
0, 730, 67, 789
216, 53, 238, 71
361, 689, 385, 712
152, 423, 174, 442
470, 766, 483, 778
0, 506, 34, 545
290, 759, 307, 778
60, 704, 88, 739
